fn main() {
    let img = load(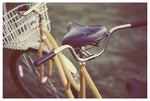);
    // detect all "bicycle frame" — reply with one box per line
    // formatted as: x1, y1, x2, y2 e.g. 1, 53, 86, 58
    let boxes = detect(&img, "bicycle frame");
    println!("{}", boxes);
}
16, 3, 146, 98
37, 19, 146, 98
38, 23, 103, 98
